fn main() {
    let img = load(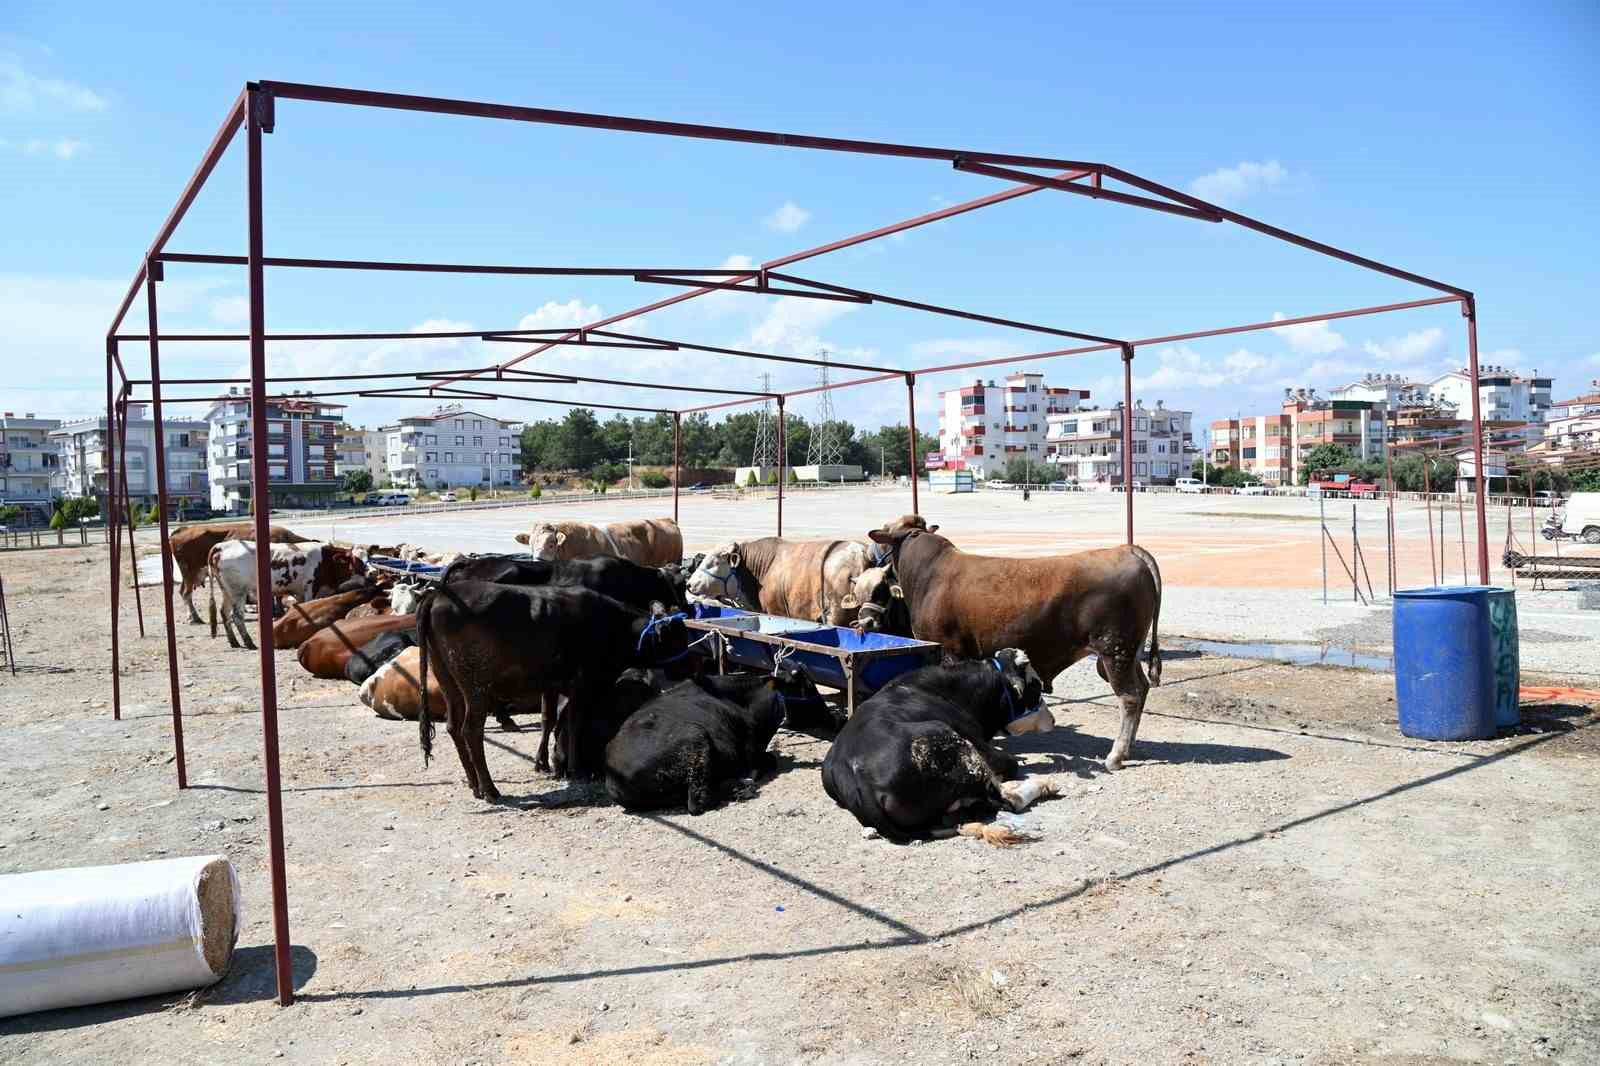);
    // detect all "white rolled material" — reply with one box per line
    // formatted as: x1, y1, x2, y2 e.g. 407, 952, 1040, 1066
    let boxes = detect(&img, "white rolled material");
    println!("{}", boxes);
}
0, 854, 241, 1018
